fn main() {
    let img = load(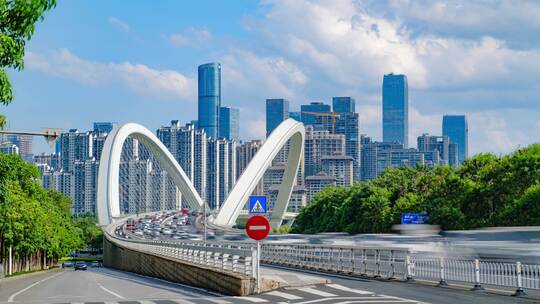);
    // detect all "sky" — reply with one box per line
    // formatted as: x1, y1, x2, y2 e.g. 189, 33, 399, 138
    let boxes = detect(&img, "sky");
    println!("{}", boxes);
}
3, 0, 540, 155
